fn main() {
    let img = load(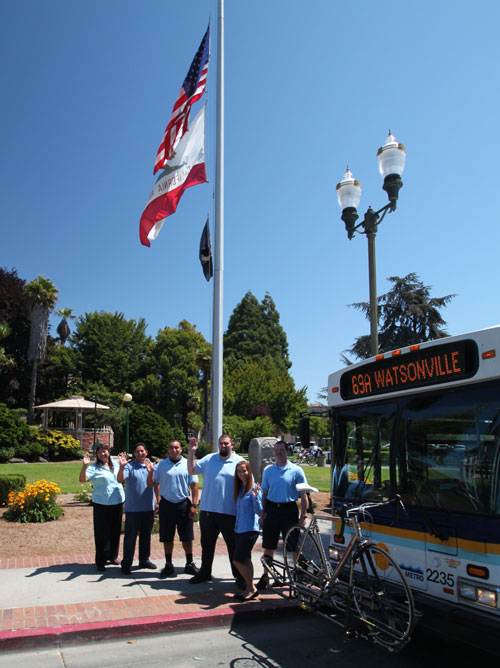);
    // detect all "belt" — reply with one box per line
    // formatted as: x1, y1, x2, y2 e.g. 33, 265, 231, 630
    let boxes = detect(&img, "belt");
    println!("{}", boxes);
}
267, 500, 296, 508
